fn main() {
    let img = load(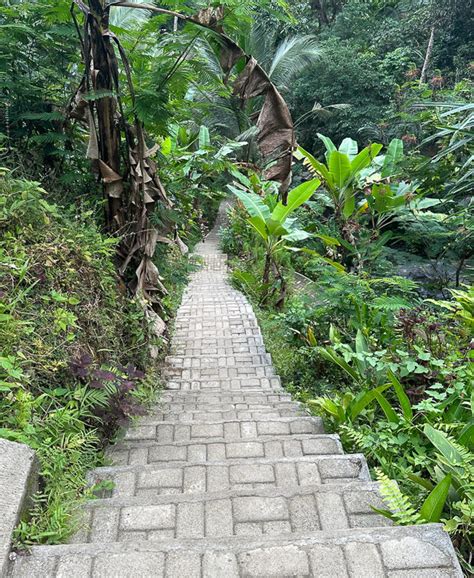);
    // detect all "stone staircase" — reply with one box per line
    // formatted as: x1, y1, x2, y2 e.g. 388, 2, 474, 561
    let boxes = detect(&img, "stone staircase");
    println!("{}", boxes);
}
9, 206, 462, 576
